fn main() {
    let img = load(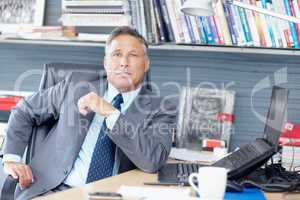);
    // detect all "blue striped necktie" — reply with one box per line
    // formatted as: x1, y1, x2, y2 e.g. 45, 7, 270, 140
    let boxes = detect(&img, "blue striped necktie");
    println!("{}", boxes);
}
86, 93, 123, 183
